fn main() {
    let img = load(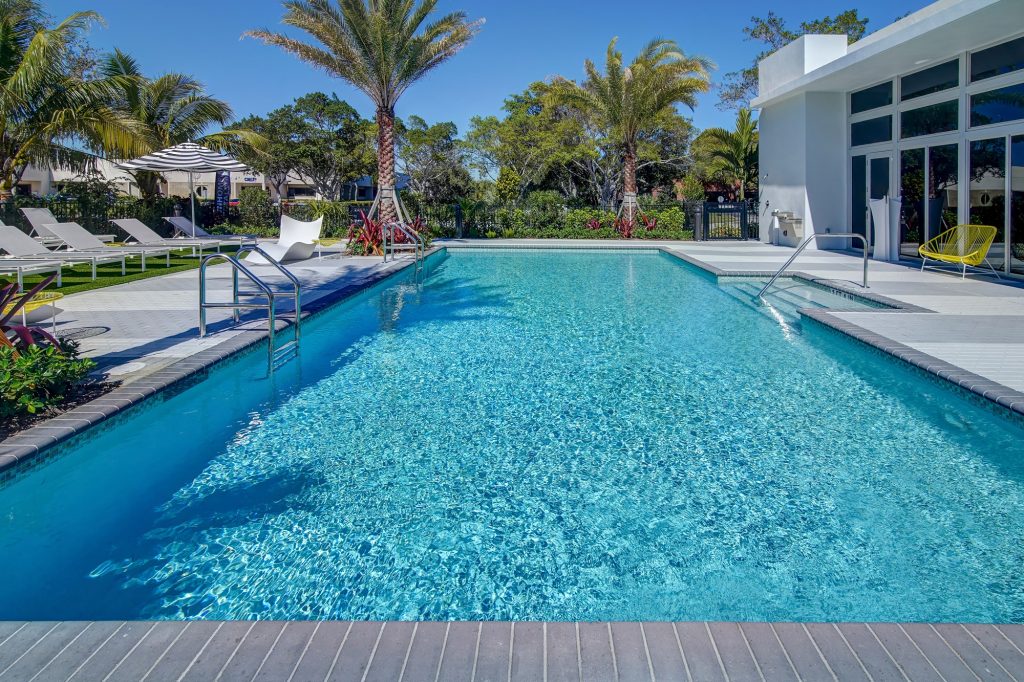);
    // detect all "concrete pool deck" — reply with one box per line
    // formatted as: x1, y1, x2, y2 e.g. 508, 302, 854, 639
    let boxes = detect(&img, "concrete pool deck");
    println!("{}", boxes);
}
4, 239, 1024, 680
